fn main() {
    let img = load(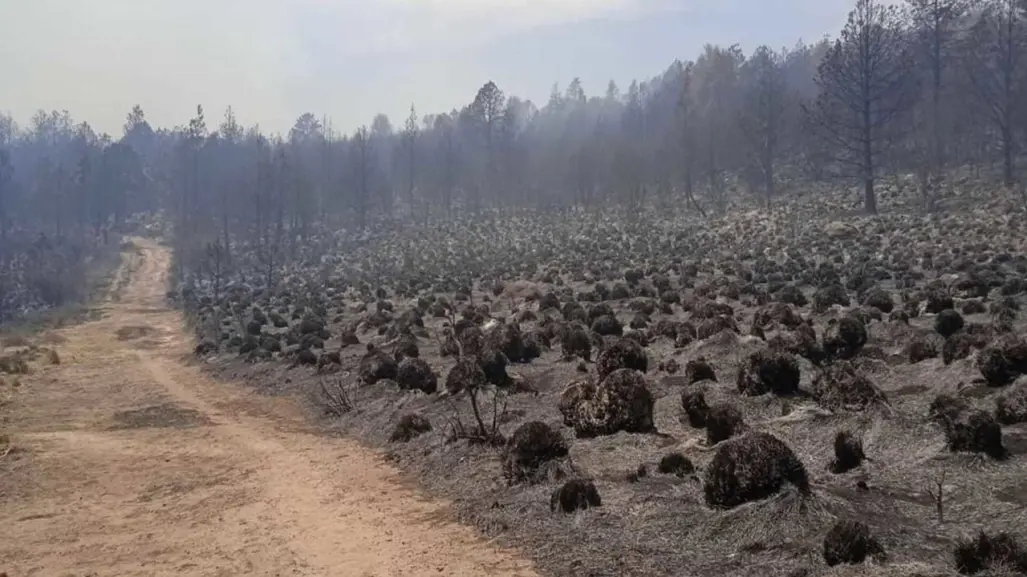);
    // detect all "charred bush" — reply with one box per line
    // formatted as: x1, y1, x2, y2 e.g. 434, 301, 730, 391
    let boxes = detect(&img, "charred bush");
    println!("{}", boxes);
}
936, 309, 966, 338
823, 520, 885, 567
389, 414, 432, 443
359, 345, 398, 385
657, 452, 695, 477
829, 431, 865, 474
445, 358, 487, 395
706, 402, 745, 444
737, 350, 800, 396
813, 284, 850, 313
477, 346, 511, 387
860, 288, 894, 314
685, 357, 717, 385
550, 479, 602, 513
945, 410, 1007, 460
396, 357, 438, 394
563, 369, 655, 438
703, 432, 810, 509
907, 336, 939, 364
953, 531, 1027, 575
681, 386, 711, 428
596, 337, 648, 380
561, 326, 592, 361
591, 314, 623, 337
812, 361, 885, 410
996, 378, 1027, 425
823, 316, 868, 360
502, 421, 569, 484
